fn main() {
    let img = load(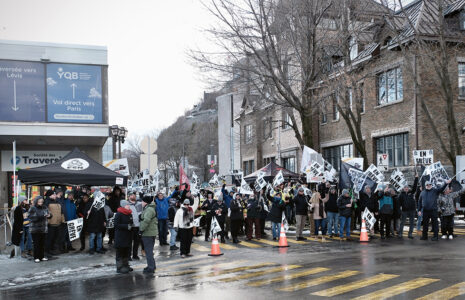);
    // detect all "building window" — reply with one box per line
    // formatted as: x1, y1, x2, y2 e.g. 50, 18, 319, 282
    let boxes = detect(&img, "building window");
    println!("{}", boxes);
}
349, 37, 358, 61
323, 144, 353, 171
282, 157, 296, 172
377, 67, 403, 105
282, 112, 293, 129
243, 160, 255, 175
244, 124, 253, 144
263, 157, 275, 166
359, 83, 365, 113
332, 94, 339, 121
321, 101, 327, 124
263, 117, 272, 140
459, 63, 465, 97
376, 133, 409, 167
